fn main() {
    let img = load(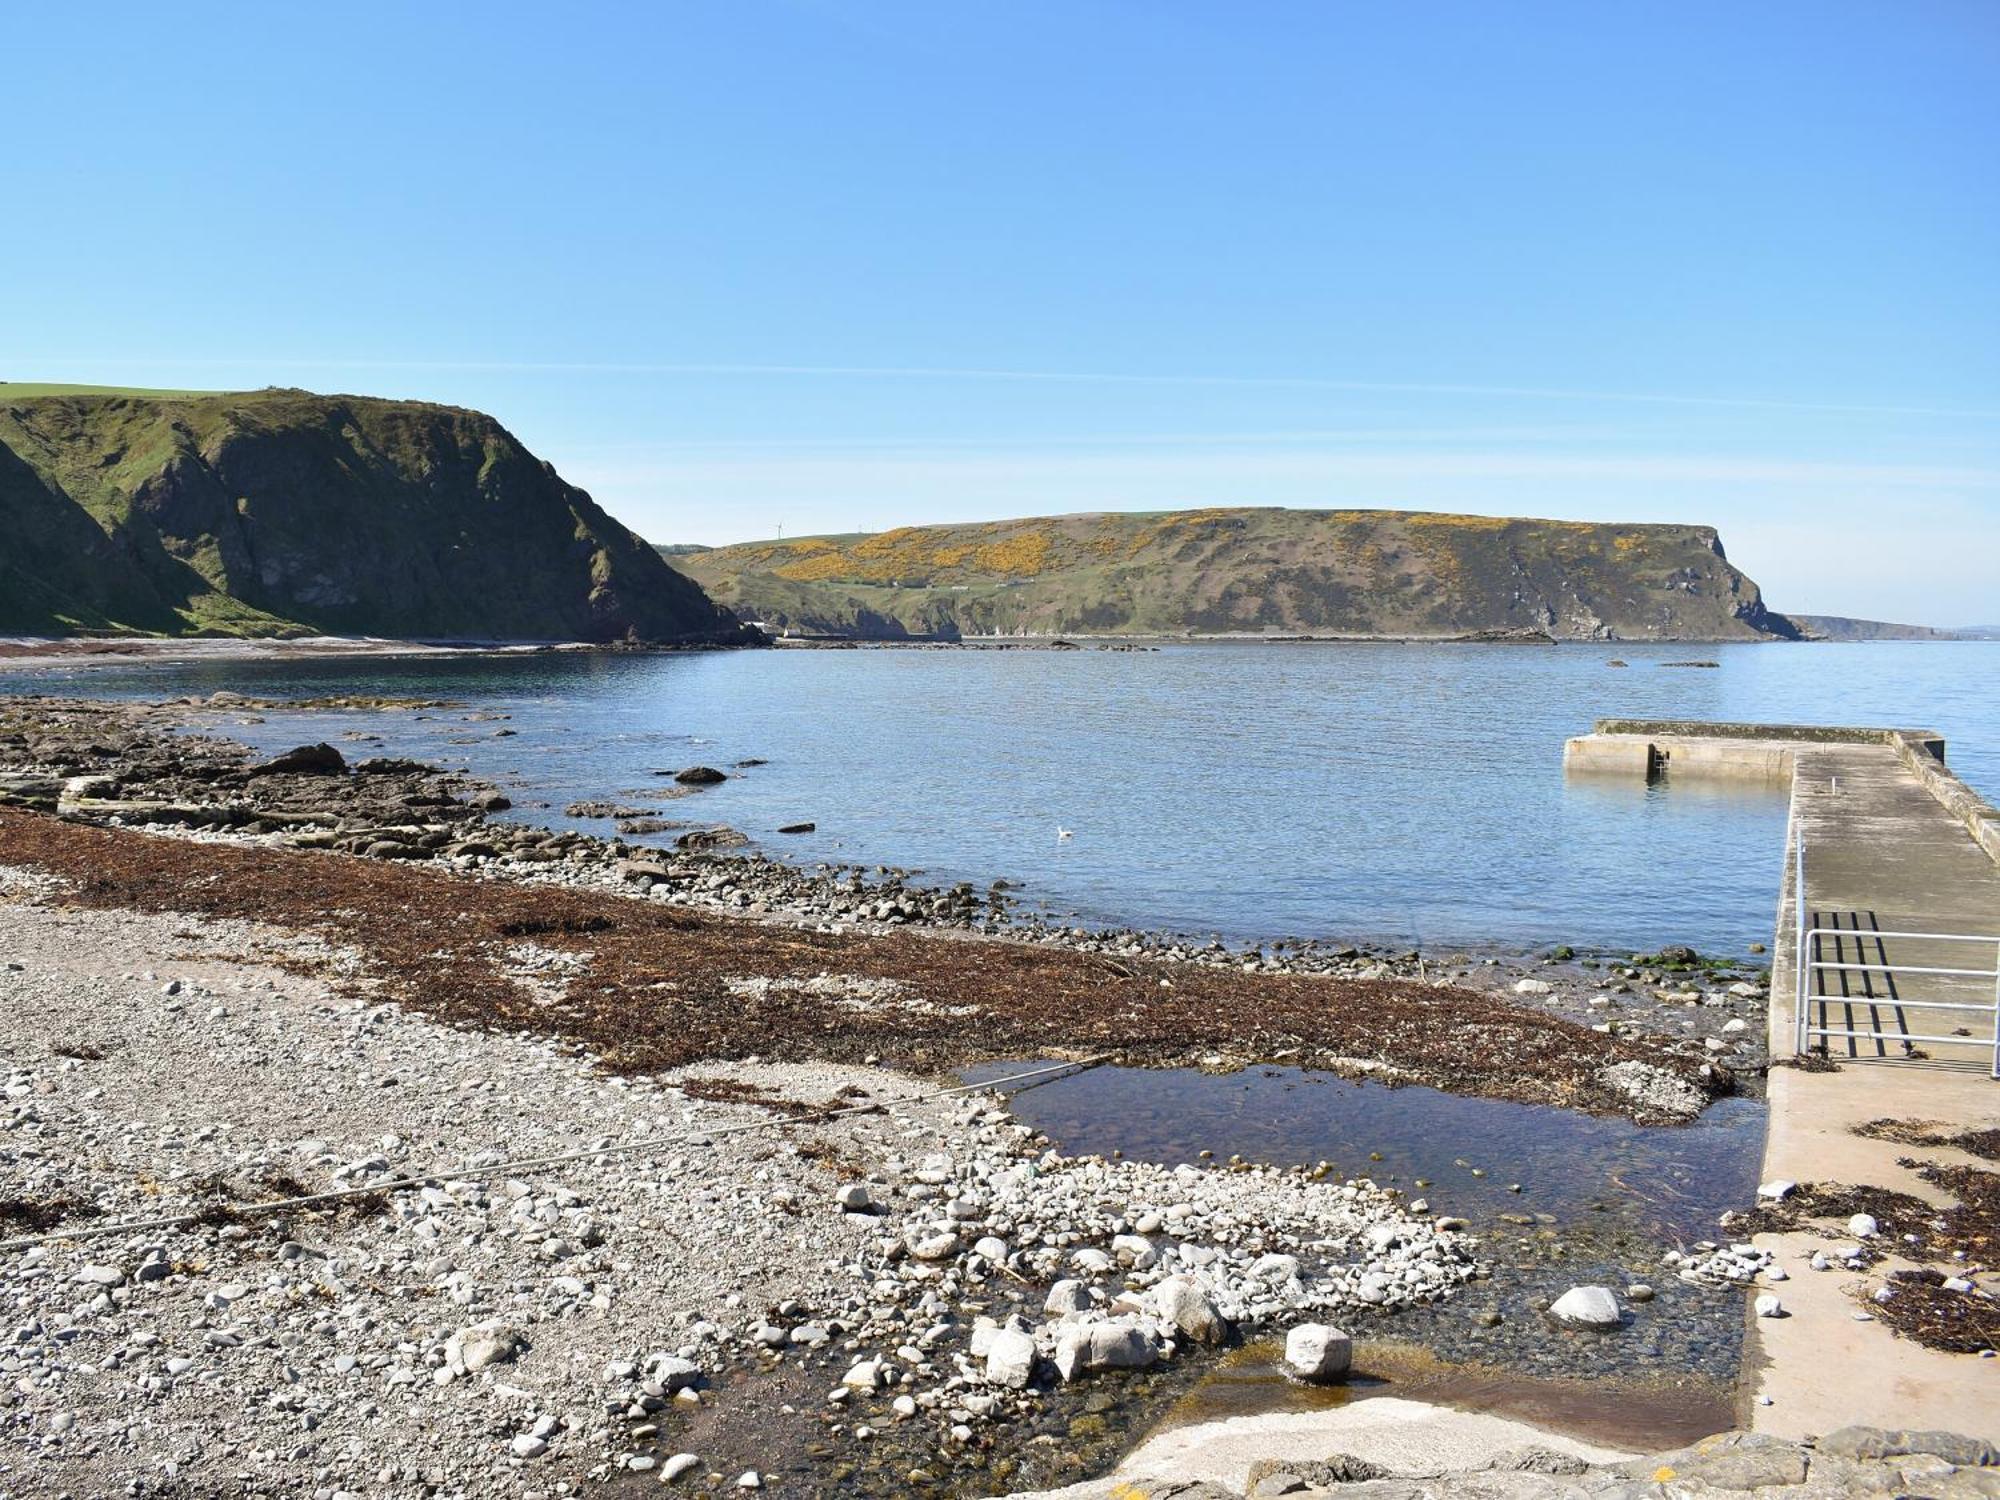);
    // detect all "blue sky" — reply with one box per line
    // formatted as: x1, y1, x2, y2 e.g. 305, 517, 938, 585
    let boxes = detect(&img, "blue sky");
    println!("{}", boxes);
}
5, 2, 1997, 622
